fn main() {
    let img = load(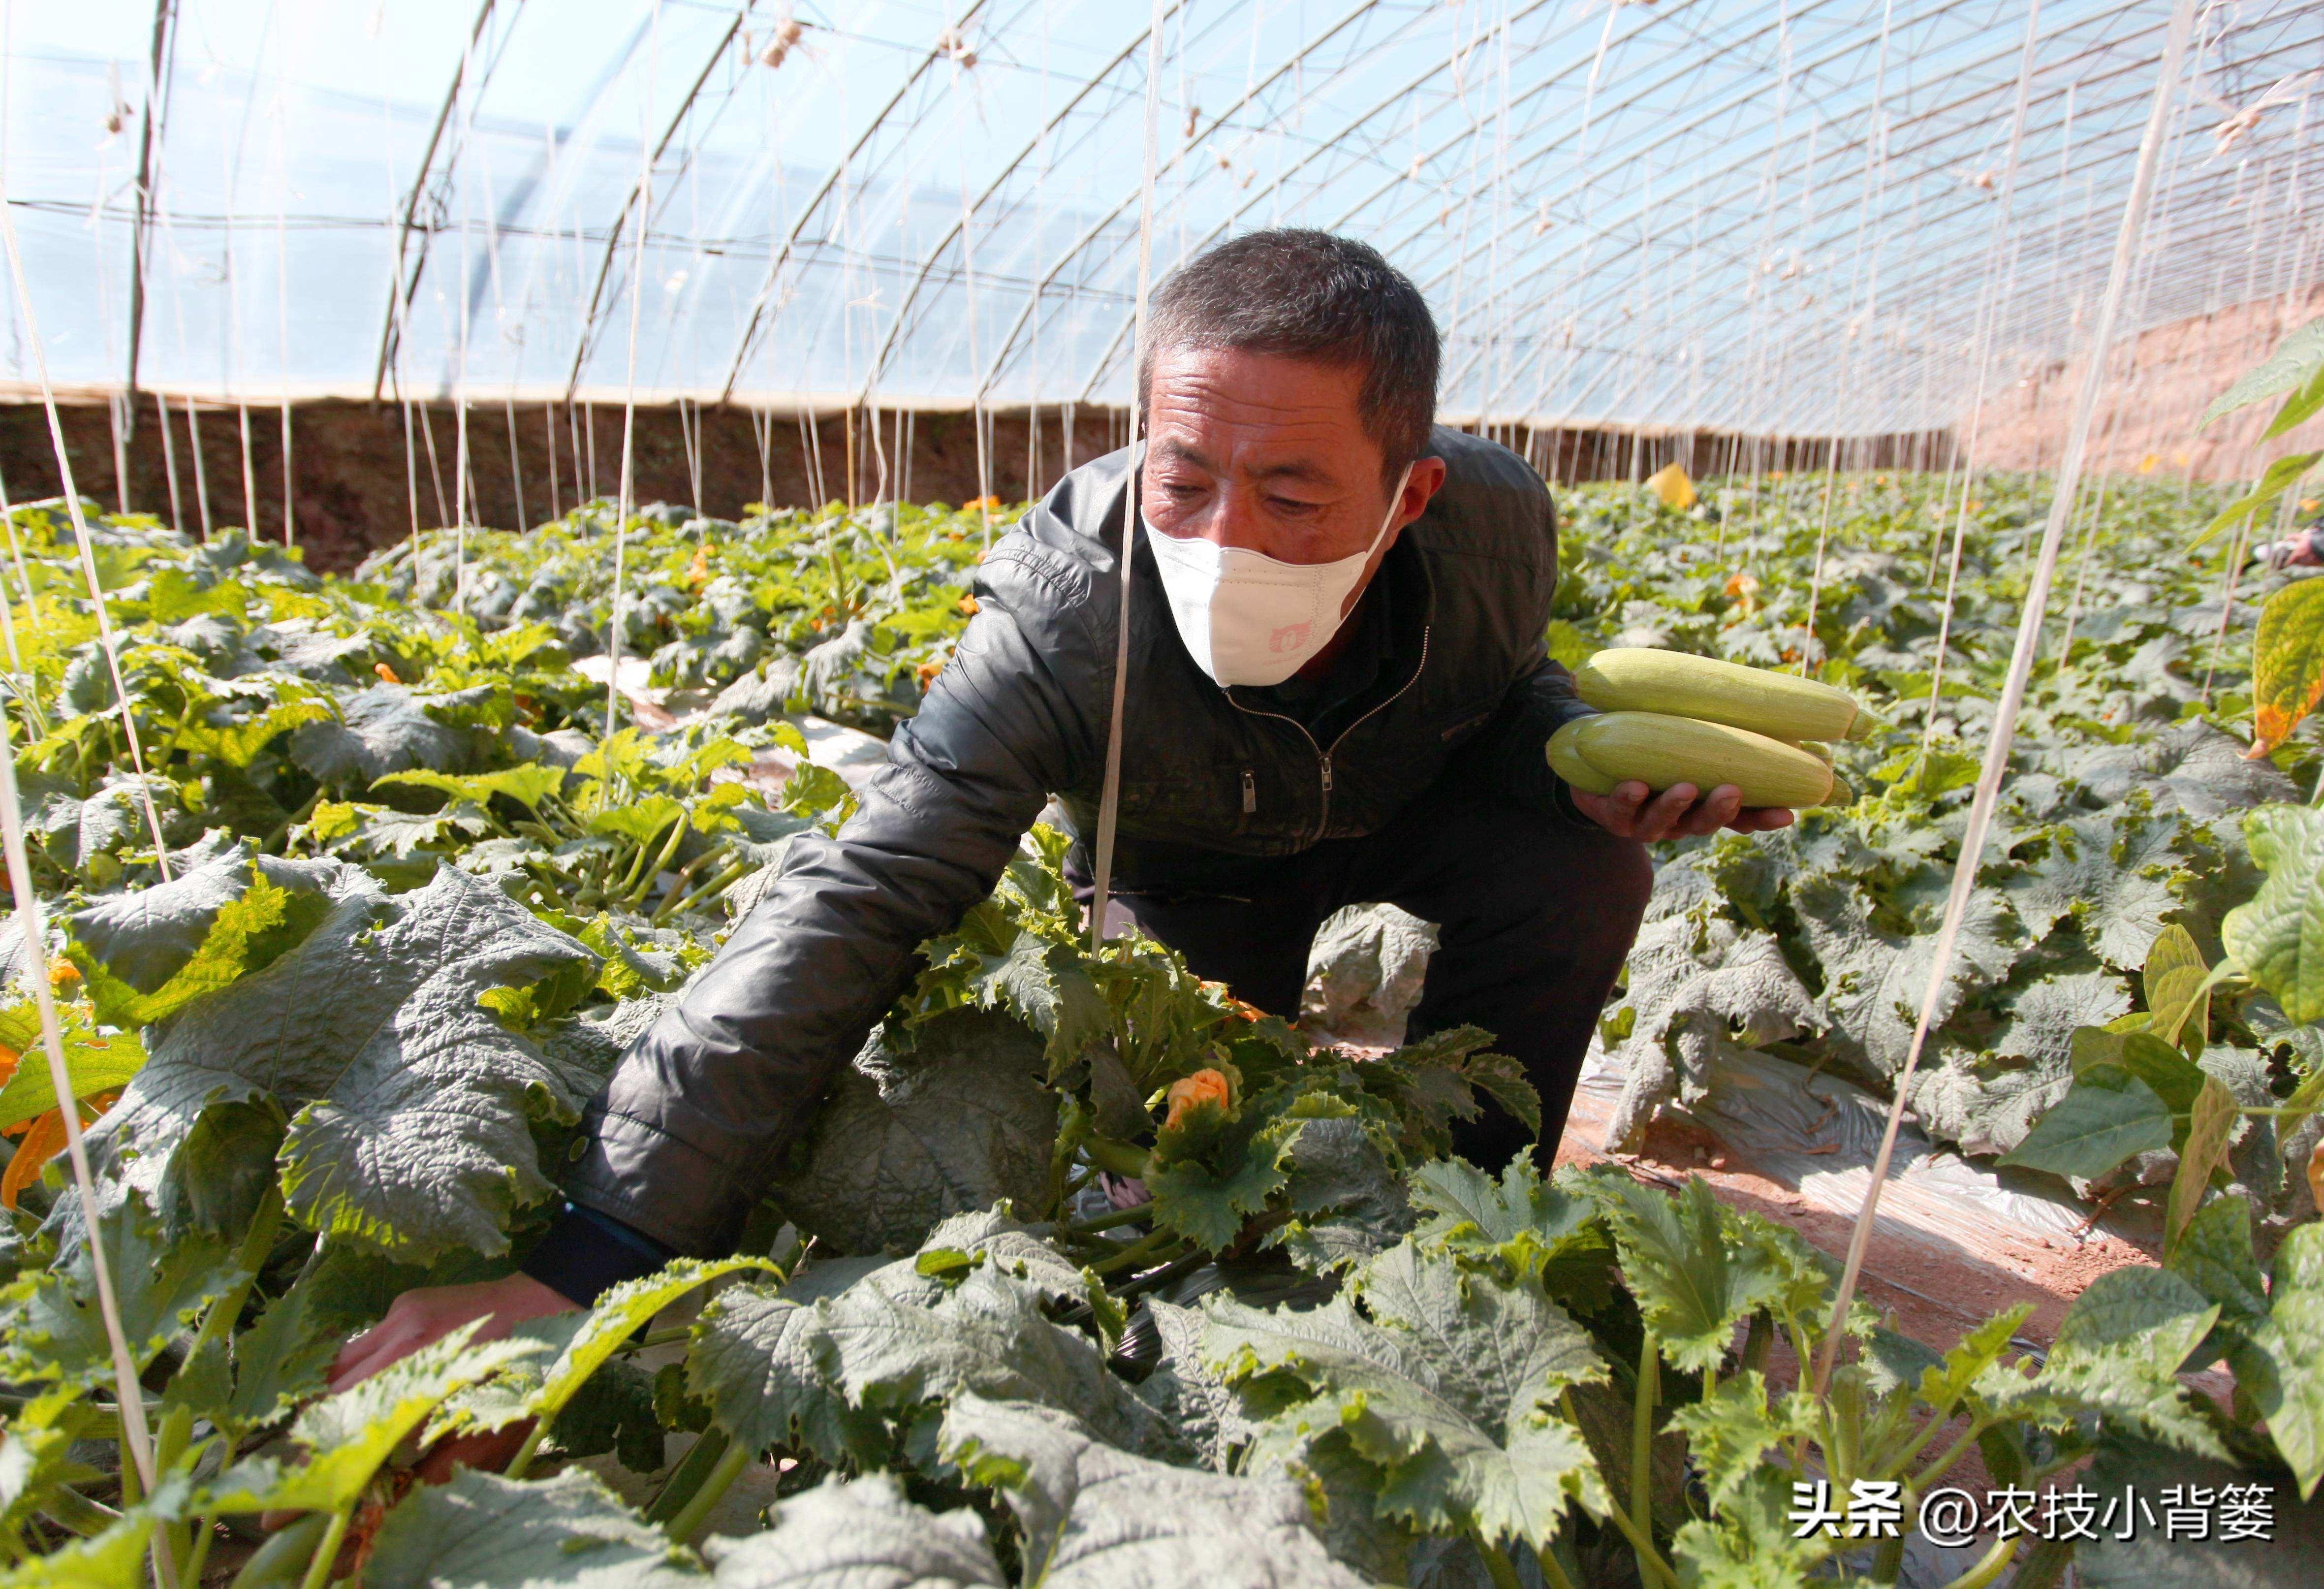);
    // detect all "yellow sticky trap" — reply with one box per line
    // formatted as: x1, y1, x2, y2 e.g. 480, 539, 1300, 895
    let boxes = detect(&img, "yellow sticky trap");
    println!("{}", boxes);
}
1646, 461, 1697, 510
